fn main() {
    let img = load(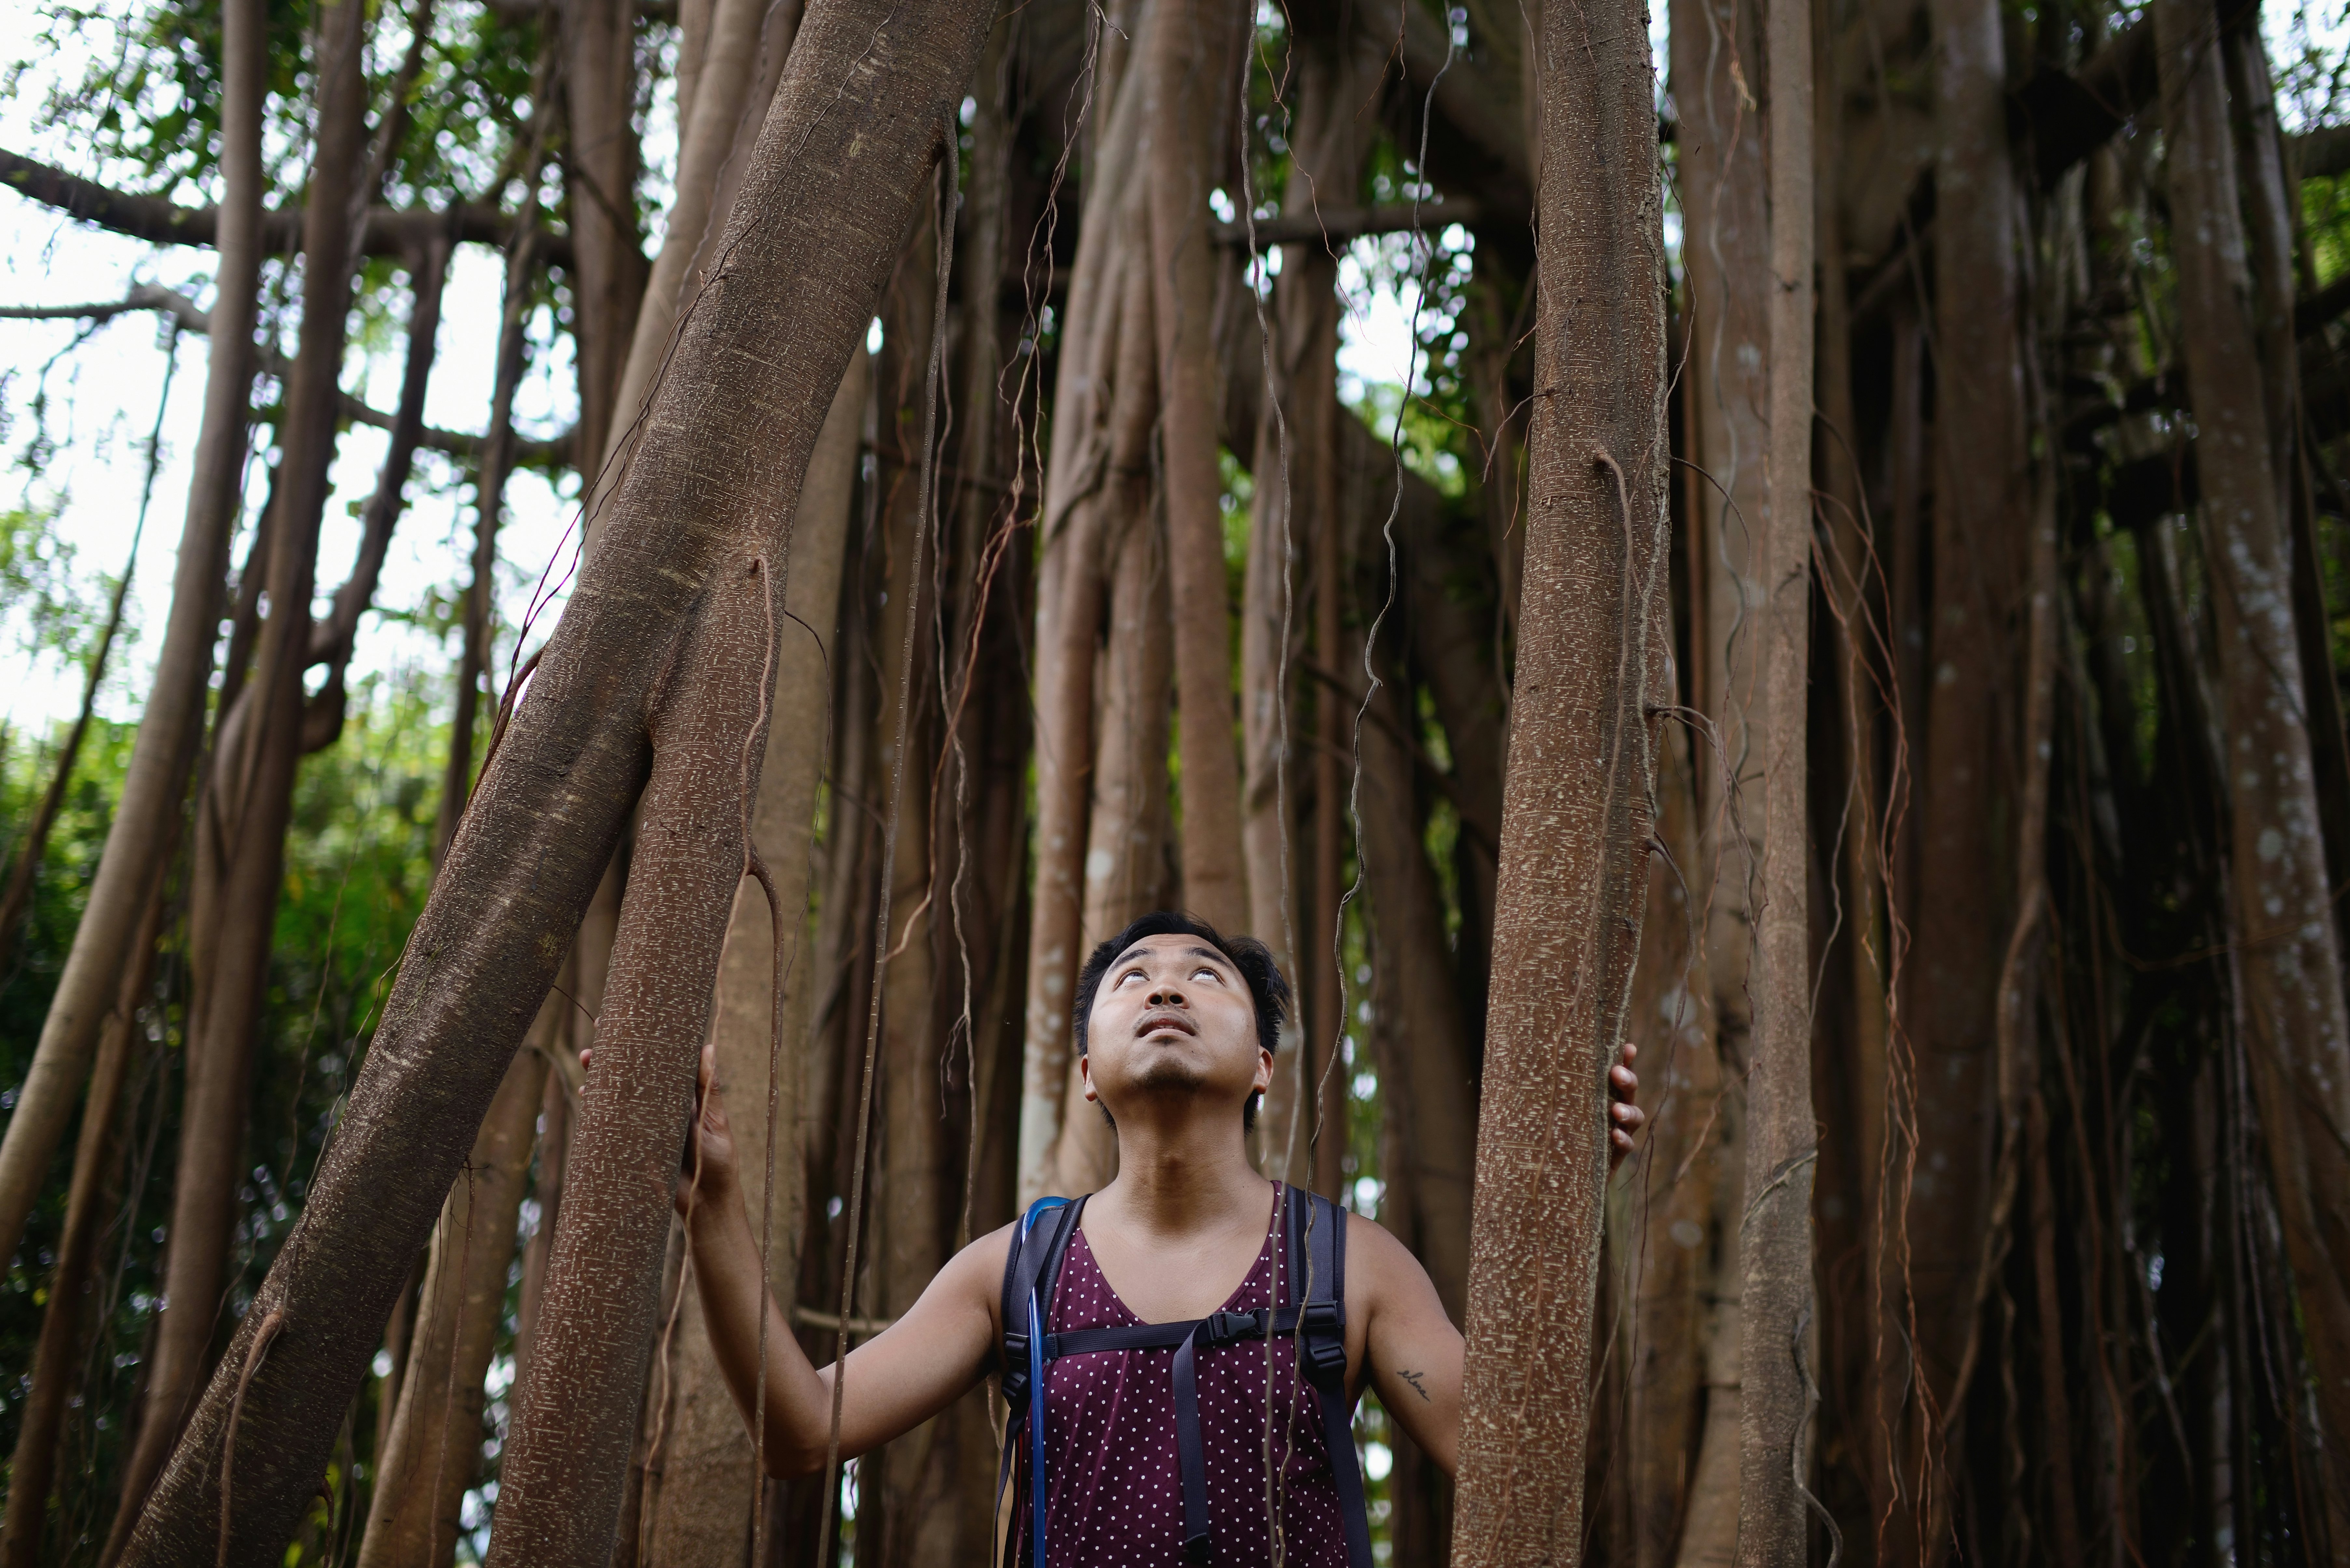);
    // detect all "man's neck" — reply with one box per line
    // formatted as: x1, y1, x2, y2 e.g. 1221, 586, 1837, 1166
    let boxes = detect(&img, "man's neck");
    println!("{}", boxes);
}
1089, 1109, 1268, 1238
